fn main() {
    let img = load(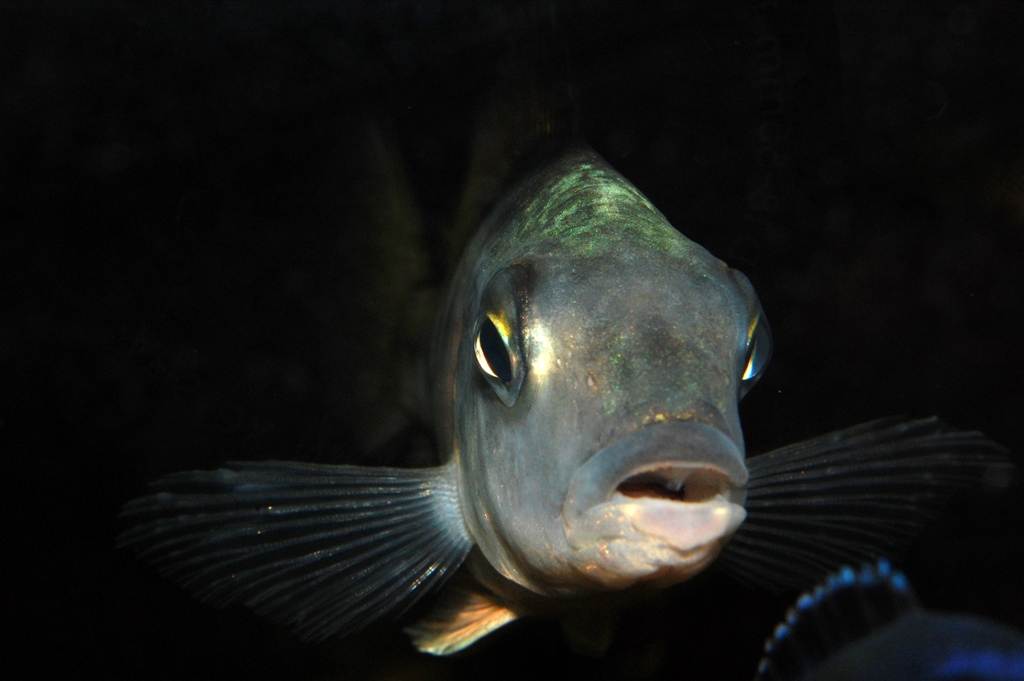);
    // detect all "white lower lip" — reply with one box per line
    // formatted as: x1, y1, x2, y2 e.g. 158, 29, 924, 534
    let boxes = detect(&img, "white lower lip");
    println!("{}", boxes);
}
617, 493, 746, 551
562, 494, 746, 588
567, 493, 746, 553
